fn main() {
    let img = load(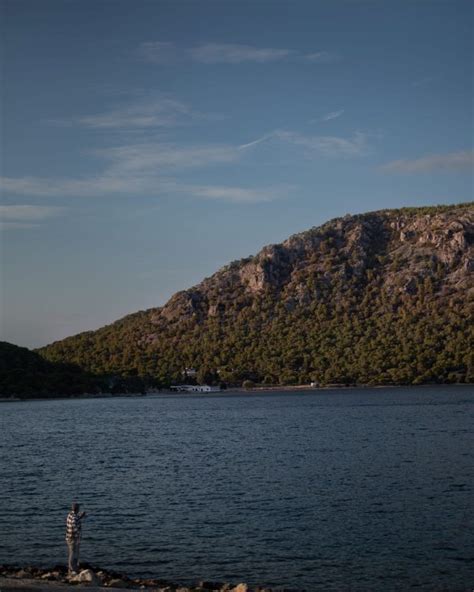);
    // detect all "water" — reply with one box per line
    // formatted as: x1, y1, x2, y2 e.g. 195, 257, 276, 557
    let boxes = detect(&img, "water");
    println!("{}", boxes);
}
1, 386, 473, 591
